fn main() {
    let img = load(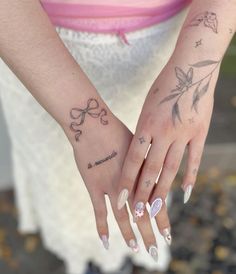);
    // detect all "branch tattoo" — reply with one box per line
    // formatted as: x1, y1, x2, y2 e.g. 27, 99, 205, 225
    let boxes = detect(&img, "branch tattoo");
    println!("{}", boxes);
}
70, 98, 108, 142
187, 11, 218, 33
159, 59, 221, 126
